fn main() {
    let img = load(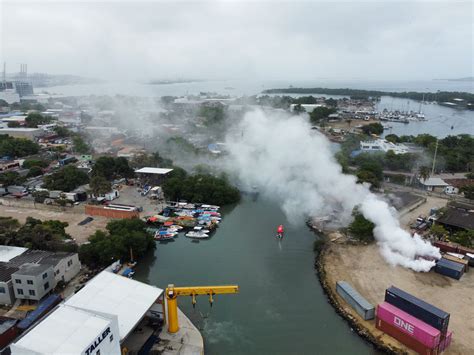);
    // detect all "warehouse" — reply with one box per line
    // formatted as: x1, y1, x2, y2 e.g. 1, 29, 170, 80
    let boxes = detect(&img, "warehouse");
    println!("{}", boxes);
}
10, 304, 121, 355
10, 271, 164, 354
0, 128, 43, 140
